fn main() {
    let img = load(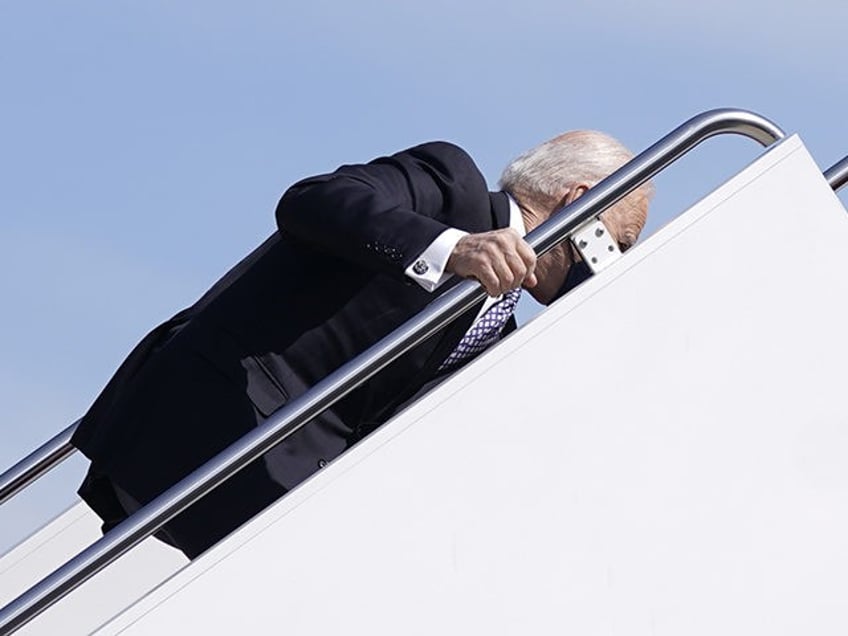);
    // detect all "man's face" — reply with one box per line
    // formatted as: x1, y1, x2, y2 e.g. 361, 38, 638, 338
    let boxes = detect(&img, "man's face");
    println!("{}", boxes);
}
525, 192, 649, 305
